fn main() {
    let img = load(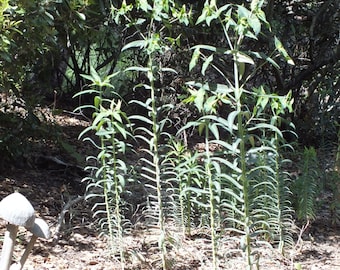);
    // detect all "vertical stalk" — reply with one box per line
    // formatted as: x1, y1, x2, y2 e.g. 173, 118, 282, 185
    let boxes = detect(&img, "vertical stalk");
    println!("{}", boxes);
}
179, 181, 186, 235
204, 121, 218, 269
95, 88, 115, 254
184, 174, 192, 236
100, 138, 115, 252
271, 127, 286, 254
178, 171, 187, 236
275, 151, 285, 254
234, 46, 252, 268
111, 128, 124, 270
237, 111, 252, 267
148, 55, 167, 269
